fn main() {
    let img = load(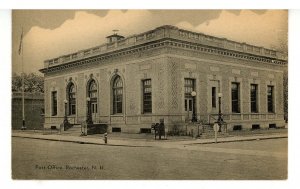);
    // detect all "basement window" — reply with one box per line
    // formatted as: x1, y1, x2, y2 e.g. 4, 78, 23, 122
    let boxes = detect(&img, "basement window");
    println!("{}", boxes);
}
269, 124, 277, 129
140, 128, 151, 133
233, 125, 242, 131
112, 127, 121, 132
252, 124, 260, 130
